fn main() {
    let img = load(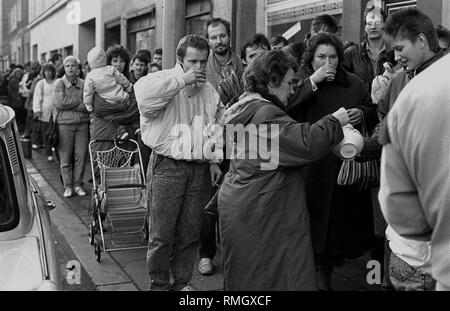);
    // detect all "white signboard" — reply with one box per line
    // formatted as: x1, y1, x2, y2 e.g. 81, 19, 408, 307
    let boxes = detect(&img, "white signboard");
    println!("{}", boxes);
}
282, 22, 302, 40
